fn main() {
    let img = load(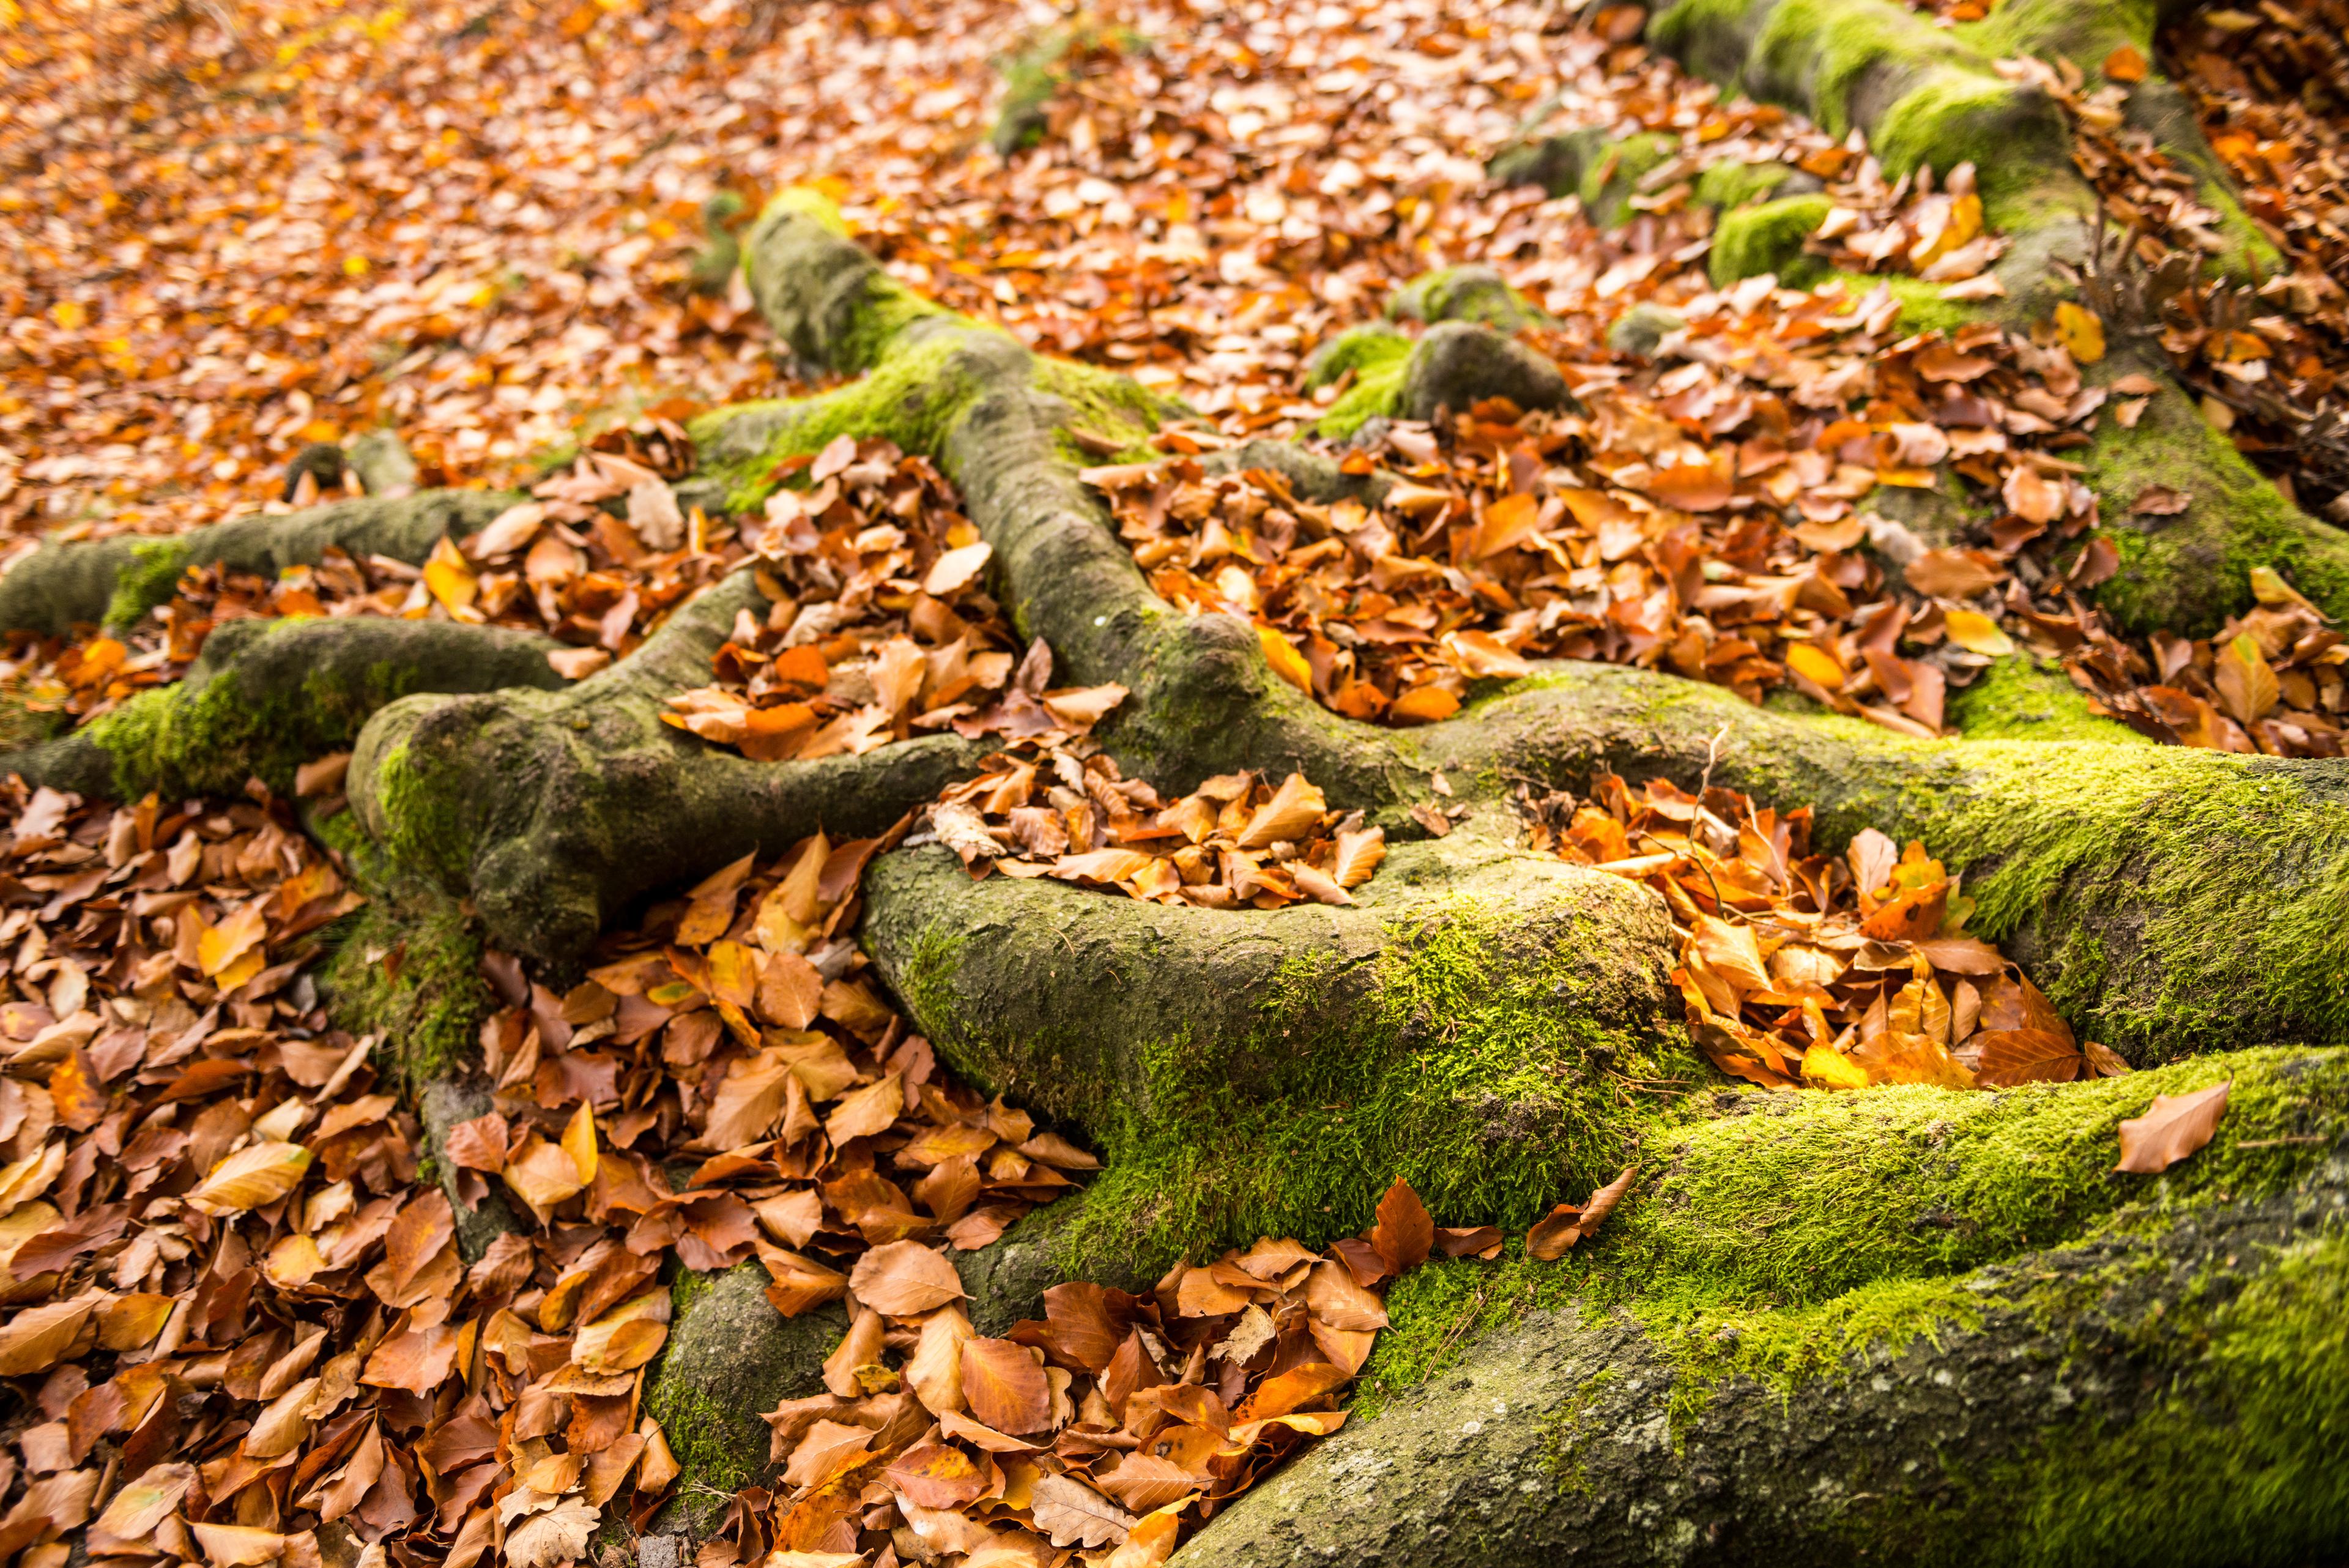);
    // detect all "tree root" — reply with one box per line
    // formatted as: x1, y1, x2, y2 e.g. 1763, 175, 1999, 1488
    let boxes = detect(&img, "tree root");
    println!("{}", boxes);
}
1178, 1045, 2349, 1566
0, 613, 568, 799
0, 486, 519, 636
863, 835, 1691, 1274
